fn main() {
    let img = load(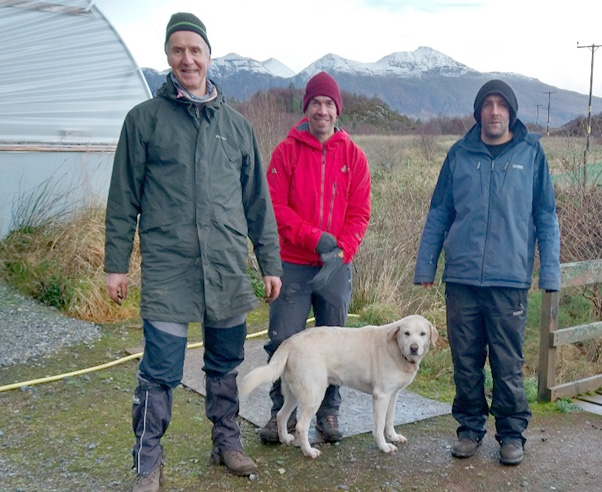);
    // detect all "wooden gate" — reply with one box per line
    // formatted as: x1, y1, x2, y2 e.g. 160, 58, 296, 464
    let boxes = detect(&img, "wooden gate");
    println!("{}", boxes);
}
537, 259, 602, 406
